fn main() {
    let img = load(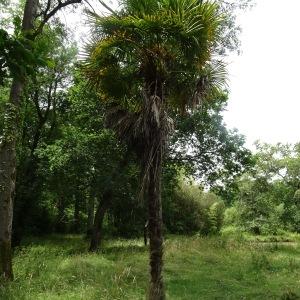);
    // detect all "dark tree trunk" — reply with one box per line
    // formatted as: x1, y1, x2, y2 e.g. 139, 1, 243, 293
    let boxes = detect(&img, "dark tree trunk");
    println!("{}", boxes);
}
147, 146, 165, 300
73, 194, 80, 233
86, 196, 95, 236
144, 220, 149, 246
0, 139, 16, 280
88, 156, 129, 250
56, 195, 66, 233
89, 191, 111, 252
